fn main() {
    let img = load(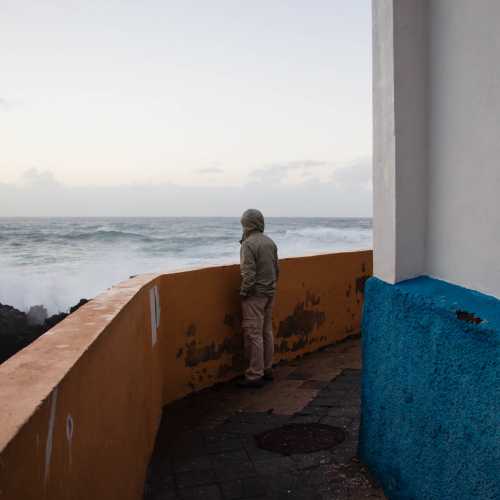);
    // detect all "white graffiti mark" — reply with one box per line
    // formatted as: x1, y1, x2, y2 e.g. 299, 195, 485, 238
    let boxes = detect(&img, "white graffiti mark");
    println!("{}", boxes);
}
44, 387, 58, 483
149, 285, 160, 347
66, 414, 74, 441
66, 414, 74, 467
155, 285, 161, 329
